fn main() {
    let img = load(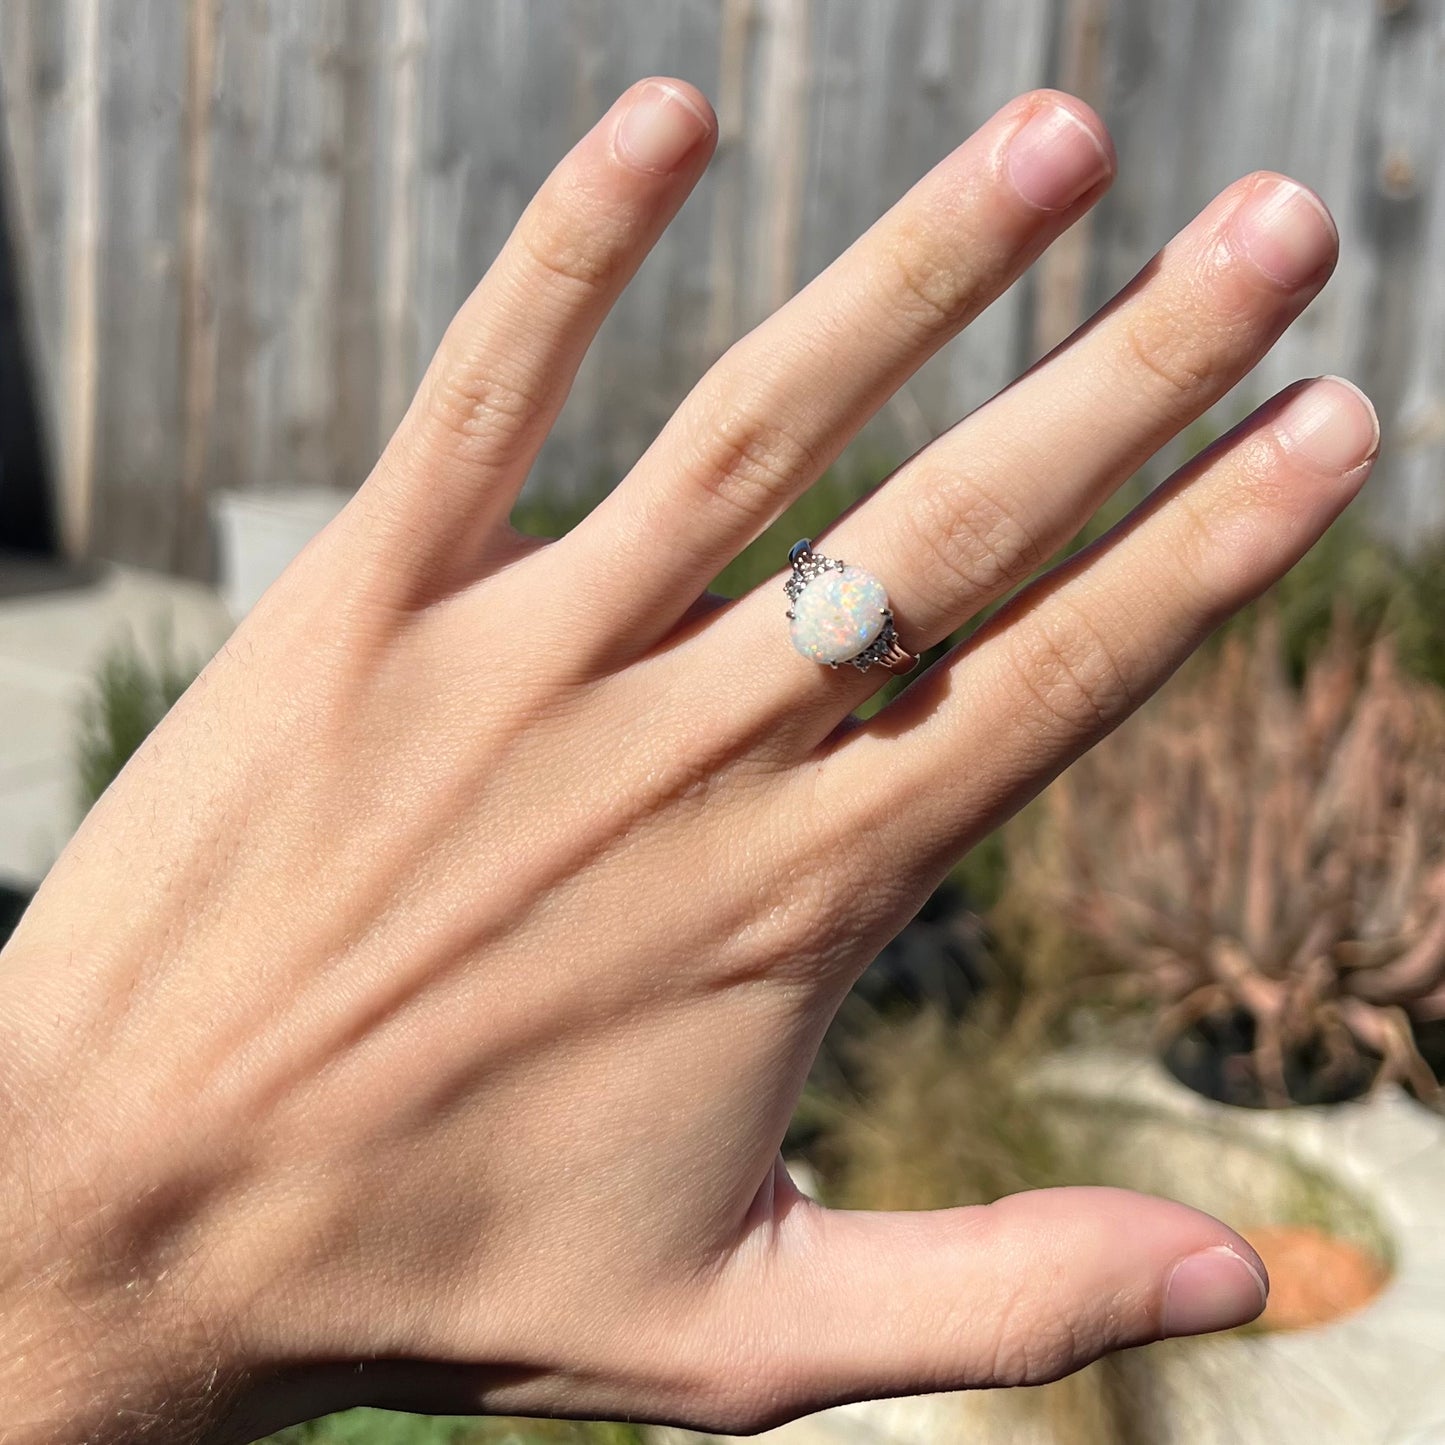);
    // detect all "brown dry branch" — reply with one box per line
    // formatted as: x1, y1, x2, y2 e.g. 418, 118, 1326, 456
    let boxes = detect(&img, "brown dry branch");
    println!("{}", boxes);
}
1009, 613, 1445, 1107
